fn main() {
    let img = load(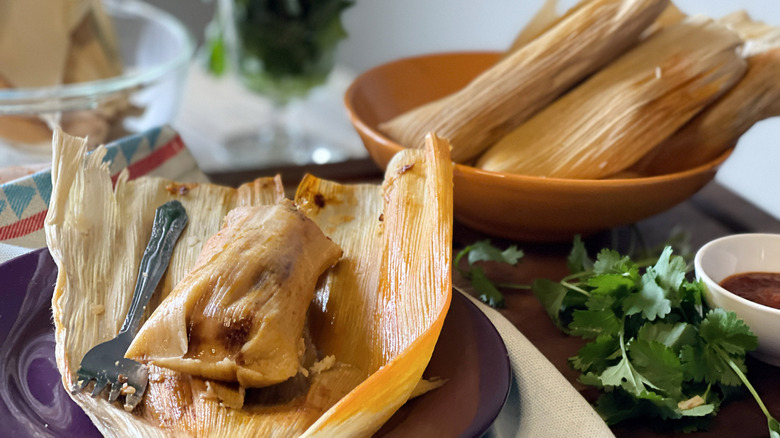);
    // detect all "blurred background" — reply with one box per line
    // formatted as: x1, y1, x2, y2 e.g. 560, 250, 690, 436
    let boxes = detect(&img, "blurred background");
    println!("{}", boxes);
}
145, 0, 780, 218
